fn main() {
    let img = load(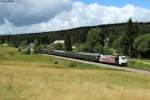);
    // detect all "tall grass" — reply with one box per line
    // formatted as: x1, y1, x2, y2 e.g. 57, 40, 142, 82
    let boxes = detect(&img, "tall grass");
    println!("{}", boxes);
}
0, 64, 150, 100
128, 59, 150, 71
0, 46, 150, 100
0, 45, 17, 60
